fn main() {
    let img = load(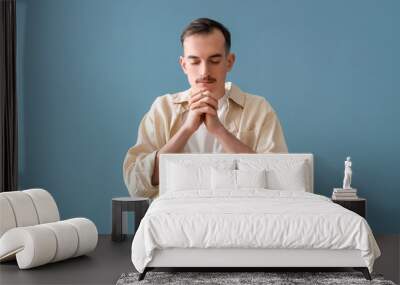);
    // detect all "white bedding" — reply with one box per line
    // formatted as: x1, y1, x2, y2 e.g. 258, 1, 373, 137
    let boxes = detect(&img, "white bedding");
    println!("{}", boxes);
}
131, 190, 380, 273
